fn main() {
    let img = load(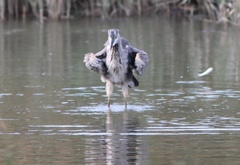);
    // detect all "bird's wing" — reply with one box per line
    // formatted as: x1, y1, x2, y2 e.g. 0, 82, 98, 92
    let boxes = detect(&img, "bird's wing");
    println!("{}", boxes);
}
127, 45, 149, 76
83, 52, 107, 75
95, 46, 107, 59
120, 37, 130, 49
